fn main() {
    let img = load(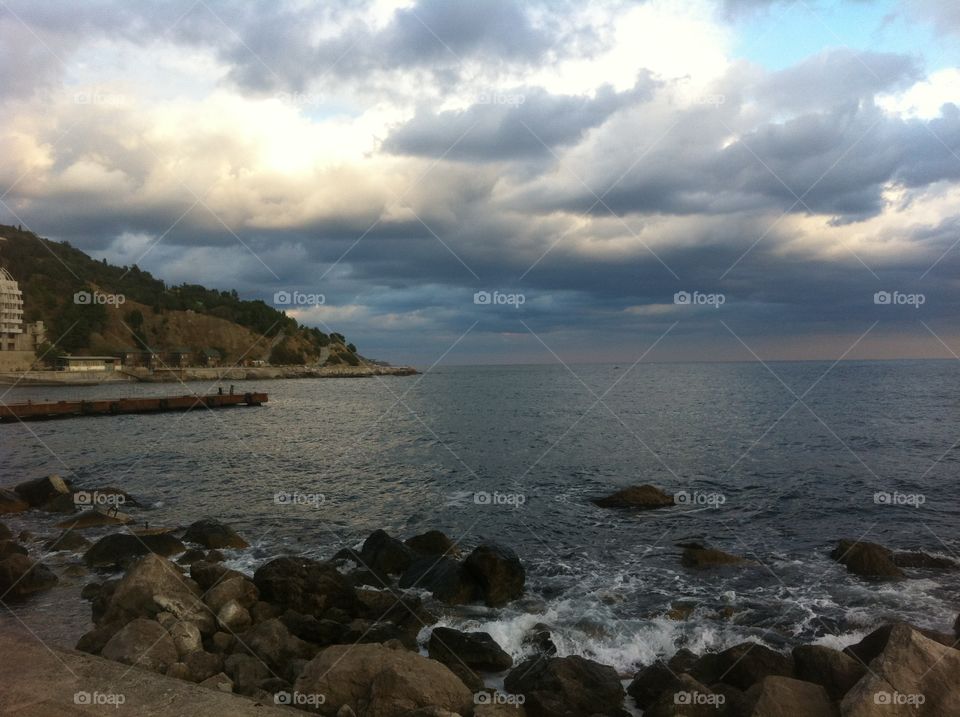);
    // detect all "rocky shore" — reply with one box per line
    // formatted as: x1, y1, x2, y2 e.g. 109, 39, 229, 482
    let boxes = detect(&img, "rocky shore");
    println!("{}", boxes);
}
2, 478, 959, 716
